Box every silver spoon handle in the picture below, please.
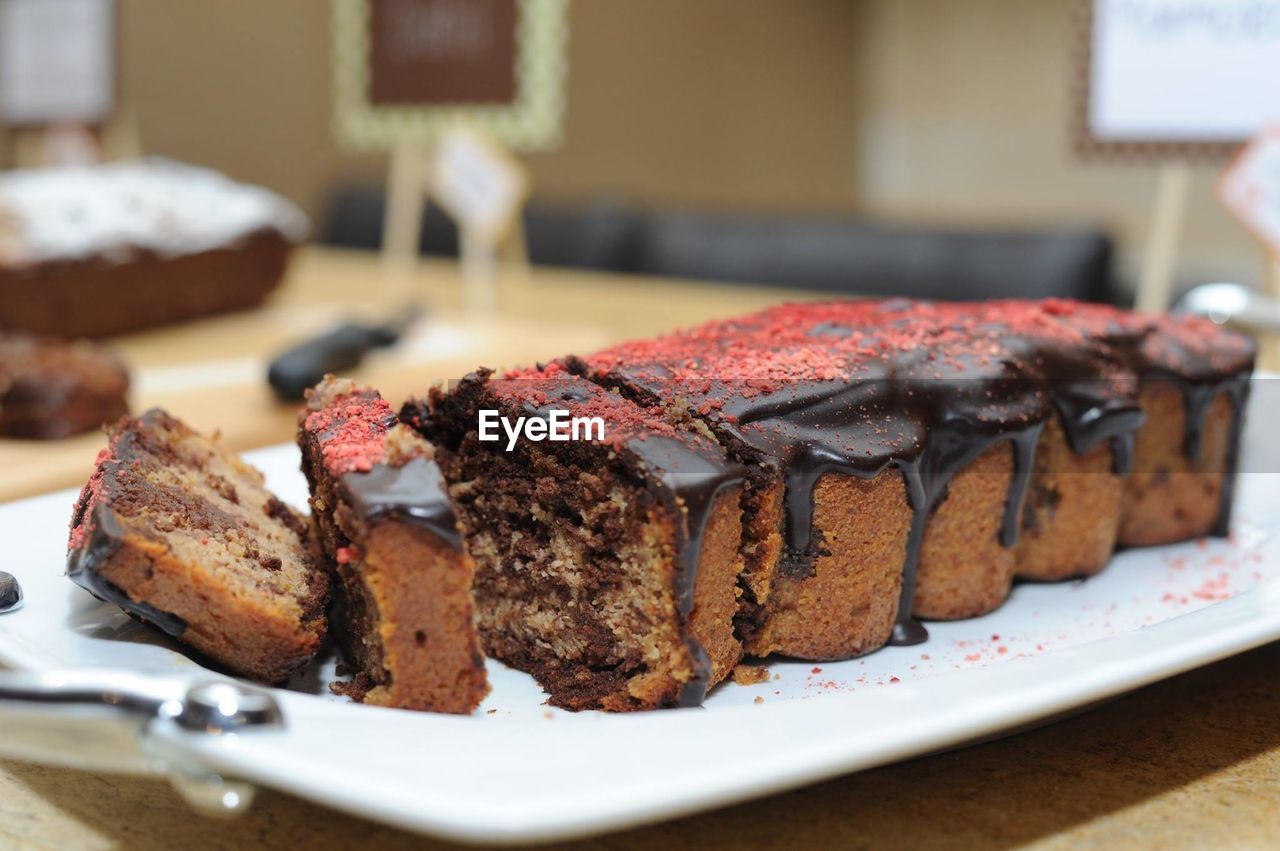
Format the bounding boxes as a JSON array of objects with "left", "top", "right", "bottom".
[{"left": 0, "top": 669, "right": 283, "bottom": 775}]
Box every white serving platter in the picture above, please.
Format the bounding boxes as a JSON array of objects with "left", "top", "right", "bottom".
[{"left": 1, "top": 396, "right": 1278, "bottom": 845}]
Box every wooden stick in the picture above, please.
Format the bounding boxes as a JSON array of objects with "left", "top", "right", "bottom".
[
  {"left": 459, "top": 228, "right": 498, "bottom": 316},
  {"left": 1262, "top": 256, "right": 1280, "bottom": 372},
  {"left": 499, "top": 215, "right": 531, "bottom": 287},
  {"left": 1136, "top": 162, "right": 1192, "bottom": 313},
  {"left": 382, "top": 142, "right": 428, "bottom": 268}
]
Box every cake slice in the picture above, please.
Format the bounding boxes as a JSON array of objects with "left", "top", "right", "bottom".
[
  {"left": 0, "top": 332, "right": 129, "bottom": 439},
  {"left": 67, "top": 409, "right": 328, "bottom": 682},
  {"left": 299, "top": 377, "right": 488, "bottom": 714},
  {"left": 408, "top": 364, "right": 746, "bottom": 711}
]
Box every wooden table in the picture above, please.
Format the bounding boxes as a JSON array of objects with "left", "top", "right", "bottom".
[
  {"left": 3, "top": 247, "right": 1277, "bottom": 849},
  {"left": 0, "top": 247, "right": 804, "bottom": 502}
]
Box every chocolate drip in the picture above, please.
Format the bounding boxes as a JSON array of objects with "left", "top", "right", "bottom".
[
  {"left": 886, "top": 422, "right": 1045, "bottom": 645},
  {"left": 1178, "top": 374, "right": 1251, "bottom": 537},
  {"left": 633, "top": 440, "right": 744, "bottom": 707},
  {"left": 650, "top": 444, "right": 744, "bottom": 708},
  {"left": 648, "top": 447, "right": 746, "bottom": 617},
  {"left": 1110, "top": 433, "right": 1135, "bottom": 476},
  {"left": 677, "top": 641, "right": 714, "bottom": 708},
  {"left": 1212, "top": 377, "right": 1250, "bottom": 538},
  {"left": 1001, "top": 426, "right": 1044, "bottom": 548},
  {"left": 341, "top": 456, "right": 463, "bottom": 550},
  {"left": 1050, "top": 381, "right": 1146, "bottom": 459},
  {"left": 892, "top": 466, "right": 929, "bottom": 646}
]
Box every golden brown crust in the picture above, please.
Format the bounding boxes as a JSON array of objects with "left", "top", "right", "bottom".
[
  {"left": 745, "top": 471, "right": 910, "bottom": 660},
  {"left": 1016, "top": 417, "right": 1123, "bottom": 581},
  {"left": 92, "top": 534, "right": 325, "bottom": 683},
  {"left": 346, "top": 518, "right": 489, "bottom": 713},
  {"left": 67, "top": 409, "right": 328, "bottom": 684},
  {"left": 744, "top": 380, "right": 1241, "bottom": 655},
  {"left": 914, "top": 443, "right": 1018, "bottom": 621},
  {"left": 688, "top": 485, "right": 746, "bottom": 685}
]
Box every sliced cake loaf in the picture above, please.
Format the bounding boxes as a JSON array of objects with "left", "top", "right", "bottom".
[
  {"left": 299, "top": 377, "right": 488, "bottom": 714},
  {"left": 575, "top": 299, "right": 1255, "bottom": 661},
  {"left": 407, "top": 364, "right": 746, "bottom": 711},
  {"left": 62, "top": 299, "right": 1253, "bottom": 713},
  {"left": 67, "top": 409, "right": 328, "bottom": 682}
]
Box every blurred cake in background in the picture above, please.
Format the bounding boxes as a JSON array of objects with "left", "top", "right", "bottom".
[
  {"left": 0, "top": 332, "right": 129, "bottom": 439},
  {"left": 0, "top": 157, "right": 308, "bottom": 339}
]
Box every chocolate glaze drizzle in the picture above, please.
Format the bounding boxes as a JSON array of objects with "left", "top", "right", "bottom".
[
  {"left": 579, "top": 300, "right": 1257, "bottom": 649},
  {"left": 643, "top": 438, "right": 745, "bottom": 706},
  {"left": 304, "top": 380, "right": 466, "bottom": 550},
  {"left": 342, "top": 457, "right": 463, "bottom": 550},
  {"left": 705, "top": 375, "right": 1085, "bottom": 645},
  {"left": 1179, "top": 375, "right": 1251, "bottom": 538}
]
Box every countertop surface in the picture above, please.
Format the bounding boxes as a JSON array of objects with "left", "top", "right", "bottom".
[
  {"left": 2, "top": 247, "right": 1277, "bottom": 849},
  {"left": 0, "top": 247, "right": 807, "bottom": 502}
]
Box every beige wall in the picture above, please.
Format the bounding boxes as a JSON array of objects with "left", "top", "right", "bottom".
[
  {"left": 116, "top": 0, "right": 1262, "bottom": 296},
  {"left": 118, "top": 0, "right": 860, "bottom": 218},
  {"left": 849, "top": 0, "right": 1260, "bottom": 293}
]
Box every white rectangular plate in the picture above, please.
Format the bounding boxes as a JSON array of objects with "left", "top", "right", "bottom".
[{"left": 2, "top": 406, "right": 1279, "bottom": 845}]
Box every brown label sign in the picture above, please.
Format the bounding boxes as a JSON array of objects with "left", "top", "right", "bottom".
[{"left": 368, "top": 0, "right": 517, "bottom": 106}]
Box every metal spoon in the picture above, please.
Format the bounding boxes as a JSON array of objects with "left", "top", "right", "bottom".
[
  {"left": 0, "top": 571, "right": 21, "bottom": 613},
  {"left": 0, "top": 670, "right": 283, "bottom": 815}
]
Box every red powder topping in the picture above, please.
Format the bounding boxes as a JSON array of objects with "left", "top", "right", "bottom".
[
  {"left": 490, "top": 362, "right": 702, "bottom": 453},
  {"left": 68, "top": 444, "right": 121, "bottom": 551},
  {"left": 582, "top": 298, "right": 1252, "bottom": 392},
  {"left": 303, "top": 386, "right": 400, "bottom": 476}
]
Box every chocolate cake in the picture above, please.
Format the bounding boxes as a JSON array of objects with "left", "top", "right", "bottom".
[
  {"left": 574, "top": 299, "right": 1254, "bottom": 659},
  {"left": 67, "top": 409, "right": 328, "bottom": 682},
  {"left": 59, "top": 297, "right": 1255, "bottom": 714},
  {"left": 299, "top": 377, "right": 489, "bottom": 714},
  {"left": 0, "top": 158, "right": 307, "bottom": 339},
  {"left": 416, "top": 298, "right": 1253, "bottom": 710},
  {"left": 411, "top": 364, "right": 746, "bottom": 710},
  {"left": 0, "top": 332, "right": 129, "bottom": 439}
]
